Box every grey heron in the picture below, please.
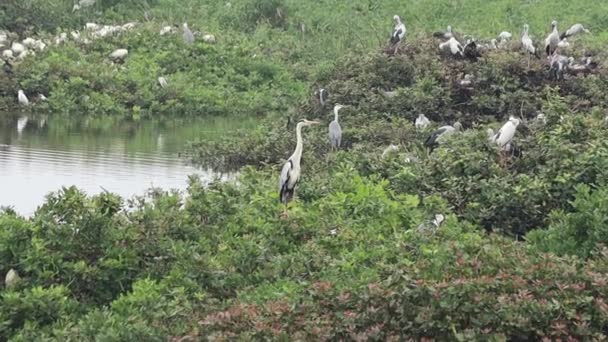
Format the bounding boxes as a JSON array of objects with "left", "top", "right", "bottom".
[
  {"left": 560, "top": 23, "right": 590, "bottom": 40},
  {"left": 424, "top": 122, "right": 462, "bottom": 152},
  {"left": 17, "top": 90, "right": 29, "bottom": 106},
  {"left": 439, "top": 37, "right": 464, "bottom": 57},
  {"left": 278, "top": 119, "right": 320, "bottom": 214},
  {"left": 328, "top": 104, "right": 344, "bottom": 150},
  {"left": 521, "top": 24, "right": 540, "bottom": 67},
  {"left": 545, "top": 21, "right": 560, "bottom": 55},
  {"left": 390, "top": 15, "right": 406, "bottom": 54},
  {"left": 318, "top": 88, "right": 329, "bottom": 107},
  {"left": 415, "top": 114, "right": 430, "bottom": 130},
  {"left": 182, "top": 23, "right": 194, "bottom": 44}
]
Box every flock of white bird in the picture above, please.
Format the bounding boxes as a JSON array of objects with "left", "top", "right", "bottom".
[
  {"left": 4, "top": 20, "right": 216, "bottom": 108},
  {"left": 278, "top": 16, "right": 597, "bottom": 217}
]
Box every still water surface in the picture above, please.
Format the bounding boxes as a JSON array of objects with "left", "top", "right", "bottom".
[{"left": 0, "top": 115, "right": 254, "bottom": 215}]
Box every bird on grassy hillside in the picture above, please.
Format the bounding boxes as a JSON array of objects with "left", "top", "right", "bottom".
[
  {"left": 521, "top": 24, "right": 540, "bottom": 68},
  {"left": 182, "top": 23, "right": 194, "bottom": 44},
  {"left": 415, "top": 114, "right": 430, "bottom": 130},
  {"left": 329, "top": 104, "right": 344, "bottom": 151},
  {"left": 433, "top": 25, "right": 454, "bottom": 40},
  {"left": 549, "top": 53, "right": 569, "bottom": 80},
  {"left": 439, "top": 37, "right": 464, "bottom": 57},
  {"left": 425, "top": 122, "right": 462, "bottom": 152},
  {"left": 317, "top": 88, "right": 329, "bottom": 108},
  {"left": 382, "top": 144, "right": 399, "bottom": 158},
  {"left": 390, "top": 15, "right": 406, "bottom": 54},
  {"left": 278, "top": 119, "right": 320, "bottom": 215},
  {"left": 545, "top": 20, "right": 560, "bottom": 55},
  {"left": 463, "top": 39, "right": 481, "bottom": 61},
  {"left": 158, "top": 76, "right": 168, "bottom": 88},
  {"left": 560, "top": 23, "right": 590, "bottom": 40}
]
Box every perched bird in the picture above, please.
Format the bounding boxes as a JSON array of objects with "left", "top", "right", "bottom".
[
  {"left": 487, "top": 128, "right": 496, "bottom": 142},
  {"left": 490, "top": 116, "right": 520, "bottom": 147},
  {"left": 2, "top": 49, "right": 14, "bottom": 60},
  {"left": 425, "top": 122, "right": 462, "bottom": 151},
  {"left": 318, "top": 88, "right": 329, "bottom": 107},
  {"left": 202, "top": 34, "right": 216, "bottom": 44},
  {"left": 11, "top": 42, "right": 25, "bottom": 55},
  {"left": 567, "top": 57, "right": 592, "bottom": 76},
  {"left": 415, "top": 114, "right": 431, "bottom": 130},
  {"left": 560, "top": 23, "right": 590, "bottom": 40},
  {"left": 545, "top": 20, "right": 560, "bottom": 55},
  {"left": 5, "top": 269, "right": 20, "bottom": 289},
  {"left": 535, "top": 113, "right": 546, "bottom": 125},
  {"left": 433, "top": 25, "right": 454, "bottom": 39},
  {"left": 160, "top": 26, "right": 173, "bottom": 36},
  {"left": 278, "top": 119, "right": 320, "bottom": 214},
  {"left": 390, "top": 15, "right": 406, "bottom": 53},
  {"left": 439, "top": 37, "right": 464, "bottom": 57},
  {"left": 460, "top": 74, "right": 473, "bottom": 88},
  {"left": 17, "top": 90, "right": 29, "bottom": 106},
  {"left": 557, "top": 39, "right": 570, "bottom": 49},
  {"left": 498, "top": 31, "right": 512, "bottom": 41},
  {"left": 490, "top": 116, "right": 521, "bottom": 165},
  {"left": 417, "top": 213, "right": 445, "bottom": 233},
  {"left": 463, "top": 39, "right": 481, "bottom": 61},
  {"left": 182, "top": 23, "right": 194, "bottom": 44},
  {"left": 109, "top": 49, "right": 128, "bottom": 63},
  {"left": 521, "top": 24, "right": 540, "bottom": 67},
  {"left": 158, "top": 76, "right": 168, "bottom": 88},
  {"left": 549, "top": 53, "right": 569, "bottom": 80},
  {"left": 381, "top": 144, "right": 399, "bottom": 158},
  {"left": 328, "top": 104, "right": 344, "bottom": 150}
]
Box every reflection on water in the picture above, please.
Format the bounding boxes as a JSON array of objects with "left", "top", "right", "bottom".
[{"left": 0, "top": 115, "right": 255, "bottom": 216}]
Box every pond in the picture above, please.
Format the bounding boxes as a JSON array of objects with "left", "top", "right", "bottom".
[{"left": 0, "top": 114, "right": 256, "bottom": 216}]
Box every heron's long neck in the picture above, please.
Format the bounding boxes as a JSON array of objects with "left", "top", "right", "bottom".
[
  {"left": 334, "top": 109, "right": 339, "bottom": 122},
  {"left": 293, "top": 124, "right": 304, "bottom": 163}
]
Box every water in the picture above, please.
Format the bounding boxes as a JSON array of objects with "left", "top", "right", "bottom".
[{"left": 0, "top": 115, "right": 255, "bottom": 216}]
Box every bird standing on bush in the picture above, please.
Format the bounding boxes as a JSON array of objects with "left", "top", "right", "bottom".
[
  {"left": 425, "top": 122, "right": 462, "bottom": 152},
  {"left": 279, "top": 119, "right": 320, "bottom": 216},
  {"left": 415, "top": 114, "right": 430, "bottom": 130},
  {"left": 521, "top": 24, "right": 540, "bottom": 68},
  {"left": 329, "top": 104, "right": 344, "bottom": 151},
  {"left": 390, "top": 15, "right": 406, "bottom": 54},
  {"left": 182, "top": 23, "right": 194, "bottom": 44},
  {"left": 489, "top": 116, "right": 521, "bottom": 166},
  {"left": 545, "top": 21, "right": 560, "bottom": 55}
]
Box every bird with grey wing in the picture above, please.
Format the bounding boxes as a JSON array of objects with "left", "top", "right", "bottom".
[
  {"left": 278, "top": 119, "right": 320, "bottom": 217},
  {"left": 328, "top": 104, "right": 344, "bottom": 151}
]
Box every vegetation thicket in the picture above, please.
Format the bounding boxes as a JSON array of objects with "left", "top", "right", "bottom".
[{"left": 2, "top": 0, "right": 608, "bottom": 340}]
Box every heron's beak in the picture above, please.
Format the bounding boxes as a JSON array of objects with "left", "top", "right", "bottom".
[{"left": 310, "top": 120, "right": 320, "bottom": 125}]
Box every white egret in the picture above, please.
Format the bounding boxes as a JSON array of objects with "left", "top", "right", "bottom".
[
  {"left": 545, "top": 20, "right": 560, "bottom": 55},
  {"left": 17, "top": 90, "right": 29, "bottom": 106},
  {"left": 425, "top": 122, "right": 462, "bottom": 151},
  {"left": 158, "top": 76, "right": 168, "bottom": 88},
  {"left": 499, "top": 31, "right": 512, "bottom": 41},
  {"left": 278, "top": 119, "right": 320, "bottom": 214},
  {"left": 182, "top": 23, "right": 194, "bottom": 44},
  {"left": 328, "top": 104, "right": 344, "bottom": 150},
  {"left": 415, "top": 114, "right": 430, "bottom": 130},
  {"left": 490, "top": 116, "right": 521, "bottom": 166}
]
